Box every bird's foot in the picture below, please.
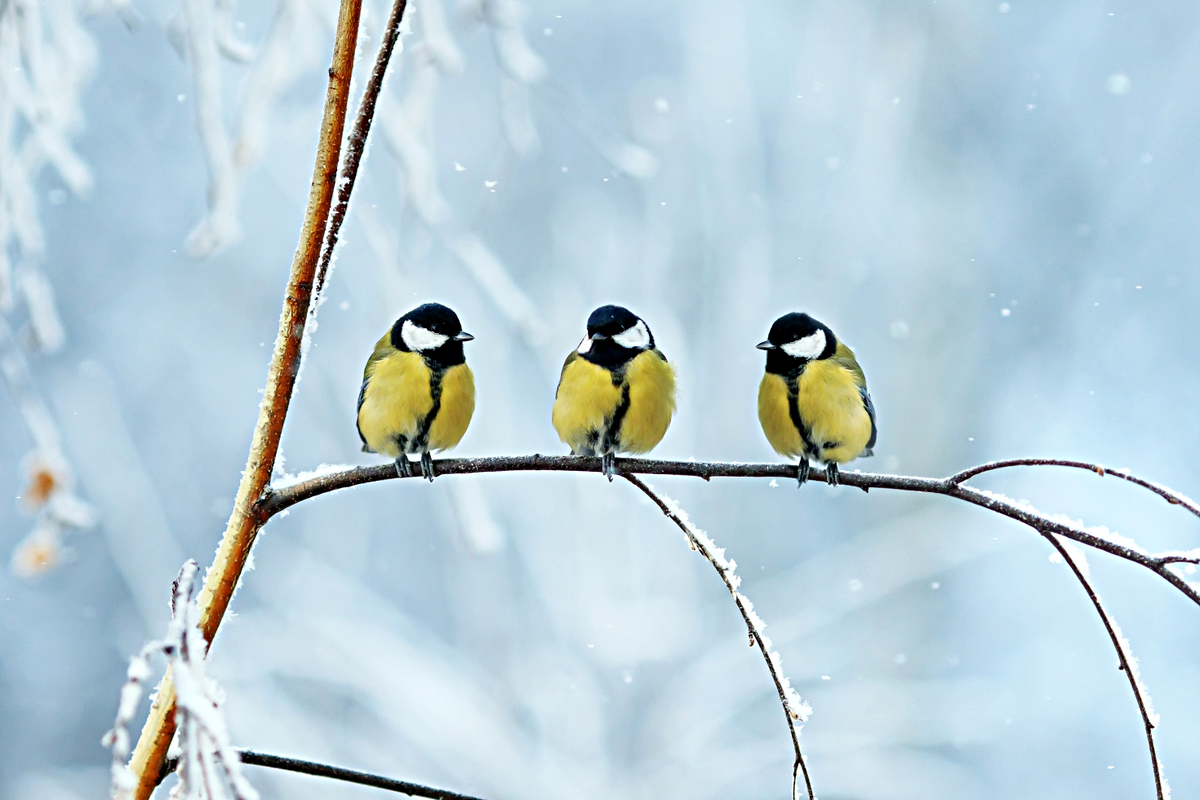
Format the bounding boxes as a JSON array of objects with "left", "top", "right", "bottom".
[
  {"left": 395, "top": 456, "right": 414, "bottom": 479},
  {"left": 420, "top": 451, "right": 435, "bottom": 482},
  {"left": 796, "top": 459, "right": 810, "bottom": 487},
  {"left": 825, "top": 463, "right": 840, "bottom": 486},
  {"left": 602, "top": 452, "right": 616, "bottom": 482}
]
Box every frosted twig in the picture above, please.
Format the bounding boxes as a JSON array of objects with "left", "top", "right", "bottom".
[
  {"left": 312, "top": 0, "right": 410, "bottom": 305},
  {"left": 1043, "top": 534, "right": 1169, "bottom": 800},
  {"left": 620, "top": 473, "right": 816, "bottom": 800},
  {"left": 104, "top": 561, "right": 259, "bottom": 800},
  {"left": 124, "top": 2, "right": 366, "bottom": 796}
]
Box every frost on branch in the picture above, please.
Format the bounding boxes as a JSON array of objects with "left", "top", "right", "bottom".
[{"left": 103, "top": 561, "right": 259, "bottom": 800}]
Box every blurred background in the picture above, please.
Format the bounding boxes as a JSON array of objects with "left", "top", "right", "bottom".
[{"left": 2, "top": 0, "right": 1199, "bottom": 797}]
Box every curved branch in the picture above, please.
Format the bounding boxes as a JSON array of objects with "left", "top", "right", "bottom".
[
  {"left": 948, "top": 458, "right": 1200, "bottom": 521},
  {"left": 259, "top": 456, "right": 1200, "bottom": 607},
  {"left": 1042, "top": 535, "right": 1165, "bottom": 800},
  {"left": 620, "top": 473, "right": 815, "bottom": 800}
]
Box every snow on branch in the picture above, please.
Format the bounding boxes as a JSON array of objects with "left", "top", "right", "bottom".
[
  {"left": 620, "top": 474, "right": 816, "bottom": 800},
  {"left": 1043, "top": 534, "right": 1170, "bottom": 800},
  {"left": 103, "top": 561, "right": 259, "bottom": 800}
]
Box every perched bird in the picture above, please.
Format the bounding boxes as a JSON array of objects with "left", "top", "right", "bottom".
[
  {"left": 552, "top": 305, "right": 676, "bottom": 479},
  {"left": 357, "top": 303, "right": 475, "bottom": 481},
  {"left": 757, "top": 312, "right": 876, "bottom": 486}
]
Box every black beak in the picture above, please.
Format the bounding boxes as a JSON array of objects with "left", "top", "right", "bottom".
[
  {"left": 454, "top": 331, "right": 474, "bottom": 342},
  {"left": 756, "top": 340, "right": 777, "bottom": 350}
]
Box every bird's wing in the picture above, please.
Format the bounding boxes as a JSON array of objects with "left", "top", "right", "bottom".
[
  {"left": 357, "top": 332, "right": 393, "bottom": 450},
  {"left": 833, "top": 340, "right": 877, "bottom": 454},
  {"left": 555, "top": 351, "right": 579, "bottom": 398},
  {"left": 652, "top": 347, "right": 669, "bottom": 363}
]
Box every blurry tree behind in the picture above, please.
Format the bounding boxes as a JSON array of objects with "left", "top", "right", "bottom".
[{"left": 2, "top": 0, "right": 1199, "bottom": 799}]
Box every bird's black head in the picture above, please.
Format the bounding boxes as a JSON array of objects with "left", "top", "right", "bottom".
[
  {"left": 390, "top": 302, "right": 473, "bottom": 368},
  {"left": 577, "top": 304, "right": 655, "bottom": 368},
  {"left": 757, "top": 312, "right": 837, "bottom": 374}
]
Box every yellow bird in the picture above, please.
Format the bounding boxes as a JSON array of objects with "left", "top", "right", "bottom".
[
  {"left": 357, "top": 303, "right": 475, "bottom": 481},
  {"left": 552, "top": 305, "right": 676, "bottom": 479},
  {"left": 757, "top": 312, "right": 876, "bottom": 486}
]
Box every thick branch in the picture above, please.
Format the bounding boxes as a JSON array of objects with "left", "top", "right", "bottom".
[
  {"left": 1043, "top": 535, "right": 1165, "bottom": 800},
  {"left": 621, "top": 473, "right": 816, "bottom": 800},
  {"left": 124, "top": 1, "right": 366, "bottom": 796},
  {"left": 260, "top": 456, "right": 1200, "bottom": 606}
]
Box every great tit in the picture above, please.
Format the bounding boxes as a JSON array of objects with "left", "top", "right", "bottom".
[
  {"left": 757, "top": 312, "right": 876, "bottom": 486},
  {"left": 357, "top": 303, "right": 476, "bottom": 481},
  {"left": 552, "top": 305, "right": 676, "bottom": 479}
]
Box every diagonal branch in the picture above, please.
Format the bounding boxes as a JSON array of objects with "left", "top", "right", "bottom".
[
  {"left": 312, "top": 0, "right": 409, "bottom": 301},
  {"left": 621, "top": 473, "right": 816, "bottom": 800},
  {"left": 237, "top": 750, "right": 491, "bottom": 800},
  {"left": 1042, "top": 534, "right": 1166, "bottom": 800},
  {"left": 259, "top": 456, "right": 1200, "bottom": 607},
  {"left": 123, "top": 1, "right": 368, "bottom": 796}
]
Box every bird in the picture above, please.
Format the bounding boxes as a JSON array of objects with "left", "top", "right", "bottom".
[
  {"left": 756, "top": 312, "right": 876, "bottom": 486},
  {"left": 357, "top": 303, "right": 475, "bottom": 481},
  {"left": 552, "top": 305, "right": 676, "bottom": 480}
]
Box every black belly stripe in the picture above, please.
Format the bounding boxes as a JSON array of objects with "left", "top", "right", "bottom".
[
  {"left": 786, "top": 374, "right": 817, "bottom": 457},
  {"left": 601, "top": 382, "right": 632, "bottom": 456},
  {"left": 411, "top": 368, "right": 445, "bottom": 453}
]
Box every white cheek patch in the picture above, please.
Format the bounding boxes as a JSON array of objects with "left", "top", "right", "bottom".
[
  {"left": 576, "top": 336, "right": 593, "bottom": 354},
  {"left": 781, "top": 329, "right": 826, "bottom": 360},
  {"left": 401, "top": 320, "right": 449, "bottom": 352},
  {"left": 612, "top": 320, "right": 651, "bottom": 350}
]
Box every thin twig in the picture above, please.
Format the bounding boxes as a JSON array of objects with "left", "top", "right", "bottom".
[
  {"left": 259, "top": 456, "right": 1200, "bottom": 607},
  {"left": 312, "top": 0, "right": 409, "bottom": 300},
  {"left": 124, "top": 1, "right": 366, "bottom": 796},
  {"left": 620, "top": 473, "right": 816, "bottom": 800},
  {"left": 949, "top": 457, "right": 1200, "bottom": 521},
  {"left": 1042, "top": 534, "right": 1166, "bottom": 800},
  {"left": 237, "top": 750, "right": 492, "bottom": 800}
]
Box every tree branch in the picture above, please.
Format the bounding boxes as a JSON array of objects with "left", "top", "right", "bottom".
[
  {"left": 238, "top": 750, "right": 490, "bottom": 800},
  {"left": 949, "top": 458, "right": 1200, "bottom": 521},
  {"left": 620, "top": 473, "right": 815, "bottom": 800},
  {"left": 260, "top": 456, "right": 1200, "bottom": 607},
  {"left": 124, "top": 1, "right": 367, "bottom": 795},
  {"left": 1042, "top": 534, "right": 1166, "bottom": 800},
  {"left": 312, "top": 0, "right": 409, "bottom": 300}
]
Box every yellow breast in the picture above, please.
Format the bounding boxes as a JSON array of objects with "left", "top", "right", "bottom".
[
  {"left": 552, "top": 356, "right": 623, "bottom": 455},
  {"left": 357, "top": 351, "right": 475, "bottom": 457},
  {"left": 618, "top": 349, "right": 676, "bottom": 454},
  {"left": 758, "top": 372, "right": 804, "bottom": 457},
  {"left": 427, "top": 363, "right": 475, "bottom": 452},
  {"left": 793, "top": 360, "right": 873, "bottom": 464},
  {"left": 552, "top": 350, "right": 676, "bottom": 455}
]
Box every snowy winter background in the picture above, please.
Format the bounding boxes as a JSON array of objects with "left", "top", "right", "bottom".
[{"left": 2, "top": 0, "right": 1199, "bottom": 797}]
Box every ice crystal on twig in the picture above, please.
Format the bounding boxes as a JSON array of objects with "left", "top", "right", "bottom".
[{"left": 103, "top": 560, "right": 259, "bottom": 800}]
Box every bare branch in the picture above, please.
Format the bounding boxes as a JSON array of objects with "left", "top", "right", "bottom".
[
  {"left": 123, "top": 0, "right": 366, "bottom": 795},
  {"left": 235, "top": 750, "right": 492, "bottom": 800},
  {"left": 621, "top": 473, "right": 816, "bottom": 800},
  {"left": 312, "top": 0, "right": 410, "bottom": 302},
  {"left": 949, "top": 458, "right": 1200, "bottom": 521},
  {"left": 259, "top": 456, "right": 1200, "bottom": 607},
  {"left": 1042, "top": 534, "right": 1167, "bottom": 800}
]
